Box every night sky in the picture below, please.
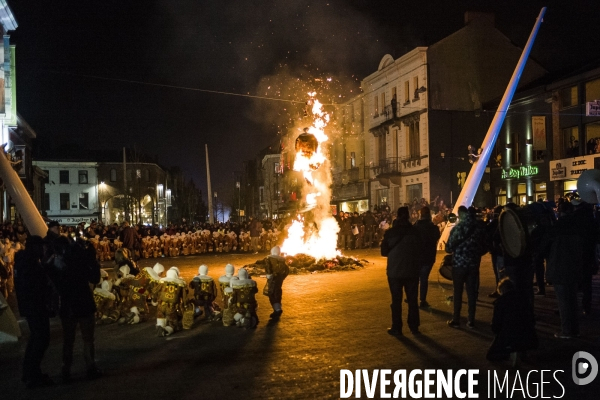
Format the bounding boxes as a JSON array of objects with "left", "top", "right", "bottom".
[{"left": 7, "top": 0, "right": 600, "bottom": 208}]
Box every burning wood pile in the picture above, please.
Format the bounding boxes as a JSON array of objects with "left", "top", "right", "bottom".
[{"left": 244, "top": 254, "right": 366, "bottom": 275}]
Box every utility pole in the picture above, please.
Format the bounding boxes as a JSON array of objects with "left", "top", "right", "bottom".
[
  {"left": 123, "top": 147, "right": 128, "bottom": 222},
  {"left": 206, "top": 144, "right": 214, "bottom": 224}
]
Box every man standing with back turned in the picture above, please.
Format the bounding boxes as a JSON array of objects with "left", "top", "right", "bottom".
[{"left": 381, "top": 207, "right": 423, "bottom": 336}]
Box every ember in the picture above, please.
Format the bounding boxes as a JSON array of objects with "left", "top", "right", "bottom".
[{"left": 244, "top": 254, "right": 366, "bottom": 275}]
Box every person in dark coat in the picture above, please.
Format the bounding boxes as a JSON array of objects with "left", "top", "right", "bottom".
[
  {"left": 414, "top": 207, "right": 441, "bottom": 308},
  {"left": 14, "top": 235, "right": 55, "bottom": 388},
  {"left": 381, "top": 207, "right": 423, "bottom": 336},
  {"left": 446, "top": 206, "right": 486, "bottom": 328},
  {"left": 541, "top": 201, "right": 584, "bottom": 339},
  {"left": 249, "top": 217, "right": 262, "bottom": 254},
  {"left": 363, "top": 211, "right": 378, "bottom": 248},
  {"left": 572, "top": 201, "right": 599, "bottom": 316},
  {"left": 486, "top": 277, "right": 538, "bottom": 363},
  {"left": 119, "top": 220, "right": 138, "bottom": 259},
  {"left": 47, "top": 236, "right": 102, "bottom": 382},
  {"left": 339, "top": 212, "right": 353, "bottom": 250}
]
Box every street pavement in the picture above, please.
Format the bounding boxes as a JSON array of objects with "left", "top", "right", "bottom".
[{"left": 0, "top": 249, "right": 598, "bottom": 399}]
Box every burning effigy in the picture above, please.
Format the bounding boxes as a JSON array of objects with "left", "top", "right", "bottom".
[{"left": 270, "top": 92, "right": 364, "bottom": 272}]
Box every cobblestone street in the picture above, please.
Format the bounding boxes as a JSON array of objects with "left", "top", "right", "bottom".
[{"left": 1, "top": 249, "right": 599, "bottom": 399}]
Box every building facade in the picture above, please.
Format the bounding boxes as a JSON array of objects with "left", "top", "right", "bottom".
[
  {"left": 97, "top": 162, "right": 168, "bottom": 226},
  {"left": 330, "top": 95, "right": 370, "bottom": 214},
  {"left": 362, "top": 12, "right": 546, "bottom": 210},
  {"left": 33, "top": 161, "right": 100, "bottom": 225}
]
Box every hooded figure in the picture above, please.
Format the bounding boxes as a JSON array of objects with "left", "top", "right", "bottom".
[
  {"left": 187, "top": 265, "right": 218, "bottom": 327},
  {"left": 230, "top": 268, "right": 258, "bottom": 329},
  {"left": 219, "top": 264, "right": 238, "bottom": 326},
  {"left": 155, "top": 269, "right": 186, "bottom": 336}
]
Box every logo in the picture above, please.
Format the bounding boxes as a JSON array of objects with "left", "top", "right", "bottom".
[{"left": 572, "top": 351, "right": 598, "bottom": 385}]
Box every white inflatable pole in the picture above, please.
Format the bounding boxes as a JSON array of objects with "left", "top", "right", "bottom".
[
  {"left": 0, "top": 150, "right": 47, "bottom": 237},
  {"left": 438, "top": 7, "right": 546, "bottom": 249}
]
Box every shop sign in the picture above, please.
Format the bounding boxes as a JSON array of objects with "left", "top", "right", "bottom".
[
  {"left": 49, "top": 216, "right": 96, "bottom": 225},
  {"left": 549, "top": 155, "right": 600, "bottom": 181},
  {"left": 501, "top": 165, "right": 539, "bottom": 179}
]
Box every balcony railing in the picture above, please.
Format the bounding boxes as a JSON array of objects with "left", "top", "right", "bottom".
[
  {"left": 332, "top": 166, "right": 370, "bottom": 186},
  {"left": 371, "top": 157, "right": 400, "bottom": 176}
]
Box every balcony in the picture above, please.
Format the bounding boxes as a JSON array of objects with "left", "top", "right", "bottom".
[
  {"left": 370, "top": 105, "right": 398, "bottom": 135},
  {"left": 332, "top": 167, "right": 370, "bottom": 186}
]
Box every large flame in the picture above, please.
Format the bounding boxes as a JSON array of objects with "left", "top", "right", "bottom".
[{"left": 280, "top": 93, "right": 340, "bottom": 260}]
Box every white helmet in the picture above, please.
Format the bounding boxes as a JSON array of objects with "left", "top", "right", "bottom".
[
  {"left": 119, "top": 265, "right": 130, "bottom": 276},
  {"left": 101, "top": 279, "right": 113, "bottom": 292},
  {"left": 225, "top": 264, "right": 235, "bottom": 277},
  {"left": 199, "top": 265, "right": 208, "bottom": 275},
  {"left": 100, "top": 269, "right": 109, "bottom": 279},
  {"left": 166, "top": 269, "right": 179, "bottom": 280},
  {"left": 153, "top": 263, "right": 165, "bottom": 275},
  {"left": 238, "top": 268, "right": 249, "bottom": 280},
  {"left": 271, "top": 246, "right": 281, "bottom": 256},
  {"left": 169, "top": 266, "right": 180, "bottom": 276}
]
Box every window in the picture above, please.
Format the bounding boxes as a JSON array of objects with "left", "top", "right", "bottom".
[
  {"left": 110, "top": 168, "right": 117, "bottom": 182},
  {"left": 381, "top": 92, "right": 386, "bottom": 111},
  {"left": 60, "top": 193, "right": 70, "bottom": 210},
  {"left": 407, "top": 121, "right": 420, "bottom": 159},
  {"left": 517, "top": 183, "right": 527, "bottom": 206},
  {"left": 559, "top": 86, "right": 578, "bottom": 108},
  {"left": 406, "top": 184, "right": 423, "bottom": 203},
  {"left": 564, "top": 180, "right": 577, "bottom": 195},
  {"left": 78, "top": 170, "right": 88, "bottom": 184},
  {"left": 535, "top": 182, "right": 547, "bottom": 202},
  {"left": 144, "top": 169, "right": 150, "bottom": 182},
  {"left": 350, "top": 104, "right": 355, "bottom": 122},
  {"left": 376, "top": 187, "right": 389, "bottom": 205},
  {"left": 512, "top": 132, "right": 521, "bottom": 164},
  {"left": 585, "top": 122, "right": 600, "bottom": 155},
  {"left": 392, "top": 87, "right": 397, "bottom": 99},
  {"left": 378, "top": 135, "right": 387, "bottom": 166},
  {"left": 413, "top": 76, "right": 419, "bottom": 99},
  {"left": 127, "top": 169, "right": 133, "bottom": 181},
  {"left": 350, "top": 152, "right": 356, "bottom": 168},
  {"left": 274, "top": 162, "right": 280, "bottom": 174},
  {"left": 404, "top": 81, "right": 410, "bottom": 104},
  {"left": 259, "top": 187, "right": 264, "bottom": 203},
  {"left": 563, "top": 126, "right": 579, "bottom": 157},
  {"left": 373, "top": 95, "right": 379, "bottom": 116},
  {"left": 59, "top": 170, "right": 69, "bottom": 184},
  {"left": 497, "top": 188, "right": 507, "bottom": 206},
  {"left": 43, "top": 193, "right": 50, "bottom": 211},
  {"left": 79, "top": 192, "right": 89, "bottom": 210},
  {"left": 585, "top": 78, "right": 600, "bottom": 103},
  {"left": 42, "top": 170, "right": 49, "bottom": 184}
]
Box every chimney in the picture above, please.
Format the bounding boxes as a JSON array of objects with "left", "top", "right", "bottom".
[{"left": 464, "top": 11, "right": 495, "bottom": 26}]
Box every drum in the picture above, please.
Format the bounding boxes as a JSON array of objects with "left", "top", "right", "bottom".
[
  {"left": 438, "top": 254, "right": 453, "bottom": 281},
  {"left": 498, "top": 205, "right": 546, "bottom": 259}
]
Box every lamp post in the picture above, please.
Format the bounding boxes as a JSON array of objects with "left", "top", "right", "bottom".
[
  {"left": 236, "top": 181, "right": 241, "bottom": 223},
  {"left": 99, "top": 181, "right": 106, "bottom": 224},
  {"left": 213, "top": 191, "right": 218, "bottom": 223}
]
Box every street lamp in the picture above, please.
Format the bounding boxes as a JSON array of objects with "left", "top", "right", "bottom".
[
  {"left": 236, "top": 181, "right": 241, "bottom": 224},
  {"left": 99, "top": 181, "right": 106, "bottom": 224},
  {"left": 214, "top": 191, "right": 218, "bottom": 223}
]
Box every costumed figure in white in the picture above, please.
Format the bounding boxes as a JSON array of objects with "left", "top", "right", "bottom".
[
  {"left": 230, "top": 268, "right": 259, "bottom": 329},
  {"left": 155, "top": 268, "right": 187, "bottom": 336},
  {"left": 264, "top": 246, "right": 290, "bottom": 320},
  {"left": 93, "top": 270, "right": 119, "bottom": 324},
  {"left": 186, "top": 265, "right": 219, "bottom": 328},
  {"left": 218, "top": 264, "right": 238, "bottom": 326}
]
